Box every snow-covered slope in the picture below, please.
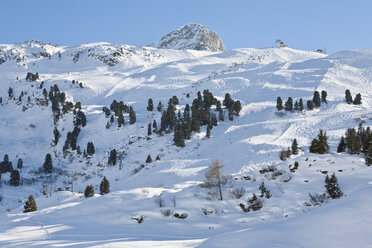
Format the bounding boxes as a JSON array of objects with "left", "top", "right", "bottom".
[
  {"left": 0, "top": 41, "right": 372, "bottom": 247},
  {"left": 153, "top": 23, "right": 225, "bottom": 52}
]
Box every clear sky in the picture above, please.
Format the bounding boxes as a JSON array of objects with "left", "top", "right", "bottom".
[{"left": 1, "top": 0, "right": 371, "bottom": 53}]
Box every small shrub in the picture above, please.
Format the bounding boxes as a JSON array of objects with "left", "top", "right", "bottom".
[
  {"left": 201, "top": 207, "right": 214, "bottom": 216},
  {"left": 259, "top": 165, "right": 277, "bottom": 174},
  {"left": 308, "top": 193, "right": 327, "bottom": 206},
  {"left": 160, "top": 208, "right": 173, "bottom": 217},
  {"left": 174, "top": 212, "right": 188, "bottom": 219},
  {"left": 229, "top": 187, "right": 246, "bottom": 199}
]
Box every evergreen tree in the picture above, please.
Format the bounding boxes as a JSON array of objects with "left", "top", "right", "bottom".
[
  {"left": 146, "top": 154, "right": 152, "bottom": 163},
  {"left": 313, "top": 91, "right": 321, "bottom": 107},
  {"left": 23, "top": 195, "right": 37, "bottom": 213},
  {"left": 129, "top": 106, "right": 136, "bottom": 124},
  {"left": 147, "top": 98, "right": 154, "bottom": 111},
  {"left": 87, "top": 142, "right": 95, "bottom": 156},
  {"left": 345, "top": 89, "right": 353, "bottom": 104},
  {"left": 309, "top": 130, "right": 329, "bottom": 154},
  {"left": 325, "top": 173, "right": 343, "bottom": 199},
  {"left": 228, "top": 107, "right": 234, "bottom": 121},
  {"left": 284, "top": 97, "right": 293, "bottom": 111},
  {"left": 17, "top": 158, "right": 23, "bottom": 169},
  {"left": 156, "top": 155, "right": 161, "bottom": 161},
  {"left": 353, "top": 93, "right": 362, "bottom": 105},
  {"left": 108, "top": 149, "right": 117, "bottom": 165},
  {"left": 307, "top": 100, "right": 314, "bottom": 110},
  {"left": 10, "top": 169, "right": 20, "bottom": 186},
  {"left": 234, "top": 100, "right": 242, "bottom": 116},
  {"left": 206, "top": 125, "right": 211, "bottom": 138},
  {"left": 299, "top": 98, "right": 304, "bottom": 111},
  {"left": 309, "top": 139, "right": 320, "bottom": 154},
  {"left": 110, "top": 115, "right": 115, "bottom": 124},
  {"left": 84, "top": 185, "right": 95, "bottom": 198},
  {"left": 157, "top": 101, "right": 163, "bottom": 112},
  {"left": 365, "top": 145, "right": 372, "bottom": 166},
  {"left": 53, "top": 127, "right": 60, "bottom": 145},
  {"left": 218, "top": 109, "right": 224, "bottom": 122},
  {"left": 223, "top": 93, "right": 233, "bottom": 109},
  {"left": 280, "top": 149, "right": 287, "bottom": 161},
  {"left": 276, "top": 97, "right": 283, "bottom": 111},
  {"left": 259, "top": 182, "right": 267, "bottom": 198},
  {"left": 321, "top": 90, "right": 327, "bottom": 103},
  {"left": 117, "top": 112, "right": 125, "bottom": 127},
  {"left": 291, "top": 139, "right": 299, "bottom": 155},
  {"left": 43, "top": 154, "right": 53, "bottom": 173},
  {"left": 294, "top": 100, "right": 299, "bottom": 111},
  {"left": 8, "top": 87, "right": 13, "bottom": 98},
  {"left": 337, "top": 136, "right": 346, "bottom": 153},
  {"left": 100, "top": 177, "right": 110, "bottom": 195}
]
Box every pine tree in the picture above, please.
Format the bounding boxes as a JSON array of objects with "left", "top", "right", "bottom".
[
  {"left": 228, "top": 107, "right": 234, "bottom": 121},
  {"left": 307, "top": 100, "right": 314, "bottom": 110},
  {"left": 108, "top": 149, "right": 117, "bottom": 165},
  {"left": 17, "top": 158, "right": 23, "bottom": 169},
  {"left": 321, "top": 90, "right": 327, "bottom": 103},
  {"left": 100, "top": 177, "right": 110, "bottom": 195},
  {"left": 345, "top": 89, "right": 353, "bottom": 104},
  {"left": 84, "top": 185, "right": 95, "bottom": 198},
  {"left": 129, "top": 106, "right": 136, "bottom": 124},
  {"left": 280, "top": 149, "right": 287, "bottom": 161},
  {"left": 325, "top": 173, "right": 343, "bottom": 199},
  {"left": 206, "top": 125, "right": 211, "bottom": 138},
  {"left": 313, "top": 91, "right": 321, "bottom": 107},
  {"left": 53, "top": 127, "right": 60, "bottom": 145},
  {"left": 153, "top": 120, "right": 157, "bottom": 131},
  {"left": 299, "top": 98, "right": 304, "bottom": 111},
  {"left": 294, "top": 100, "right": 299, "bottom": 111},
  {"left": 157, "top": 101, "right": 163, "bottom": 112},
  {"left": 317, "top": 129, "right": 330, "bottom": 154},
  {"left": 259, "top": 182, "right": 267, "bottom": 197},
  {"left": 309, "top": 139, "right": 320, "bottom": 154},
  {"left": 147, "top": 98, "right": 154, "bottom": 111},
  {"left": 276, "top": 97, "right": 283, "bottom": 111},
  {"left": 156, "top": 155, "right": 161, "bottom": 161},
  {"left": 43, "top": 154, "right": 53, "bottom": 173},
  {"left": 291, "top": 139, "right": 299, "bottom": 155},
  {"left": 234, "top": 101, "right": 242, "bottom": 116},
  {"left": 218, "top": 109, "right": 224, "bottom": 121},
  {"left": 353, "top": 93, "right": 362, "bottom": 105},
  {"left": 285, "top": 97, "right": 293, "bottom": 111},
  {"left": 10, "top": 169, "right": 20, "bottom": 186},
  {"left": 146, "top": 154, "right": 152, "bottom": 163},
  {"left": 24, "top": 195, "right": 37, "bottom": 213},
  {"left": 117, "top": 112, "right": 125, "bottom": 127},
  {"left": 87, "top": 142, "right": 95, "bottom": 156},
  {"left": 337, "top": 136, "right": 346, "bottom": 153},
  {"left": 365, "top": 145, "right": 372, "bottom": 166}
]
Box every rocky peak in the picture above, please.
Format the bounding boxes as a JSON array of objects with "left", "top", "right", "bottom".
[{"left": 155, "top": 23, "right": 225, "bottom": 52}]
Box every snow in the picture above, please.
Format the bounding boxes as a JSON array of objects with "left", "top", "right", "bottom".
[{"left": 0, "top": 41, "right": 372, "bottom": 247}]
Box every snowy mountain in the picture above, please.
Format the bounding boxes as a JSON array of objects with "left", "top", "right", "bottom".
[
  {"left": 154, "top": 23, "right": 225, "bottom": 52},
  {"left": 0, "top": 40, "right": 372, "bottom": 247}
]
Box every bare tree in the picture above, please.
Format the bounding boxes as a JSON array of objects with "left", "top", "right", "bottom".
[{"left": 203, "top": 158, "right": 228, "bottom": 200}]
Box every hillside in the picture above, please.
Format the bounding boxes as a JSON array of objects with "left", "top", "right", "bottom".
[{"left": 0, "top": 40, "right": 372, "bottom": 247}]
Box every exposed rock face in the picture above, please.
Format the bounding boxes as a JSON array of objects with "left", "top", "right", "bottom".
[{"left": 155, "top": 24, "right": 225, "bottom": 52}]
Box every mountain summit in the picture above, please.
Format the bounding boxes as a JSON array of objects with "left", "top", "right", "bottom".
[{"left": 154, "top": 23, "right": 225, "bottom": 52}]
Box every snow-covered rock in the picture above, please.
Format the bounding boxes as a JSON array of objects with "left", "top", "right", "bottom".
[{"left": 154, "top": 23, "right": 225, "bottom": 52}]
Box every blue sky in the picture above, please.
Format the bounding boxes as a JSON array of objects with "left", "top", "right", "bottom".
[{"left": 1, "top": 0, "right": 371, "bottom": 53}]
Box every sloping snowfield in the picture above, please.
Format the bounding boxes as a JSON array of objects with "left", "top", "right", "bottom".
[{"left": 0, "top": 41, "right": 372, "bottom": 247}]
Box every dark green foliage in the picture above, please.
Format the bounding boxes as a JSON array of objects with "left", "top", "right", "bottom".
[
  {"left": 294, "top": 100, "right": 299, "bottom": 111},
  {"left": 233, "top": 100, "right": 242, "bottom": 116},
  {"left": 0, "top": 154, "right": 13, "bottom": 173},
  {"left": 337, "top": 136, "right": 346, "bottom": 153},
  {"left": 8, "top": 87, "right": 13, "bottom": 98},
  {"left": 110, "top": 115, "right": 114, "bottom": 124},
  {"left": 353, "top": 93, "right": 362, "bottom": 105},
  {"left": 365, "top": 145, "right": 372, "bottom": 166},
  {"left": 146, "top": 154, "right": 152, "bottom": 163},
  {"left": 147, "top": 98, "right": 154, "bottom": 111},
  {"left": 218, "top": 109, "right": 224, "bottom": 121},
  {"left": 24, "top": 195, "right": 37, "bottom": 213},
  {"left": 173, "top": 123, "right": 185, "bottom": 147},
  {"left": 153, "top": 120, "right": 158, "bottom": 131},
  {"left": 276, "top": 97, "right": 283, "bottom": 111},
  {"left": 108, "top": 149, "right": 117, "bottom": 165},
  {"left": 345, "top": 128, "right": 361, "bottom": 154},
  {"left": 309, "top": 130, "right": 329, "bottom": 154},
  {"left": 228, "top": 108, "right": 234, "bottom": 121},
  {"left": 259, "top": 182, "right": 271, "bottom": 198},
  {"left": 87, "top": 142, "right": 95, "bottom": 156},
  {"left": 325, "top": 173, "right": 343, "bottom": 199},
  {"left": 43, "top": 154, "right": 53, "bottom": 173},
  {"left": 53, "top": 127, "right": 60, "bottom": 145},
  {"left": 100, "top": 177, "right": 110, "bottom": 195},
  {"left": 223, "top": 93, "right": 234, "bottom": 109},
  {"left": 117, "top": 111, "right": 125, "bottom": 127},
  {"left": 313, "top": 91, "right": 321, "bottom": 107},
  {"left": 156, "top": 155, "right": 161, "bottom": 161},
  {"left": 157, "top": 101, "right": 163, "bottom": 112},
  {"left": 291, "top": 139, "right": 299, "bottom": 155},
  {"left": 285, "top": 97, "right": 293, "bottom": 111},
  {"left": 345, "top": 89, "right": 353, "bottom": 104},
  {"left": 129, "top": 106, "right": 136, "bottom": 124},
  {"left": 307, "top": 100, "right": 314, "bottom": 110},
  {"left": 84, "top": 185, "right": 95, "bottom": 198},
  {"left": 280, "top": 149, "right": 287, "bottom": 161},
  {"left": 75, "top": 110, "right": 87, "bottom": 127},
  {"left": 299, "top": 98, "right": 304, "bottom": 111},
  {"left": 286, "top": 147, "right": 292, "bottom": 158},
  {"left": 206, "top": 125, "right": 211, "bottom": 138},
  {"left": 321, "top": 90, "right": 327, "bottom": 103},
  {"left": 102, "top": 106, "right": 111, "bottom": 118},
  {"left": 10, "top": 170, "right": 20, "bottom": 186},
  {"left": 17, "top": 158, "right": 23, "bottom": 169}
]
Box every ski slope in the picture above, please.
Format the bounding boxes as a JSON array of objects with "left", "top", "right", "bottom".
[{"left": 0, "top": 41, "right": 372, "bottom": 247}]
